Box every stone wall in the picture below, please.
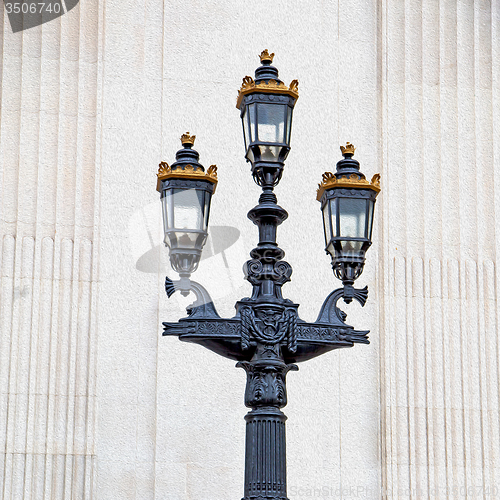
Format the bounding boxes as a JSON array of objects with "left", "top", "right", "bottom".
[
  {"left": 379, "top": 1, "right": 500, "bottom": 496},
  {"left": 0, "top": 1, "right": 101, "bottom": 497},
  {"left": 0, "top": 1, "right": 499, "bottom": 499}
]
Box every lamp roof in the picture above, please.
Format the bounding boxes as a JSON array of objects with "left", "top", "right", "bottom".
[
  {"left": 156, "top": 133, "right": 218, "bottom": 191},
  {"left": 316, "top": 143, "right": 381, "bottom": 201},
  {"left": 236, "top": 51, "right": 299, "bottom": 109}
]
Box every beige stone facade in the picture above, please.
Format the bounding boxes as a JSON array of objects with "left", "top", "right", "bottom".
[{"left": 1, "top": 1, "right": 500, "bottom": 498}]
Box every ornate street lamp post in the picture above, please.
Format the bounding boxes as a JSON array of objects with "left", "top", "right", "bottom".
[{"left": 156, "top": 51, "right": 381, "bottom": 500}]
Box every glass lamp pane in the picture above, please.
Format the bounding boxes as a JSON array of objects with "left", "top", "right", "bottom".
[
  {"left": 367, "top": 200, "right": 374, "bottom": 239},
  {"left": 246, "top": 148, "right": 255, "bottom": 163},
  {"left": 286, "top": 106, "right": 293, "bottom": 145},
  {"left": 242, "top": 108, "right": 250, "bottom": 149},
  {"left": 248, "top": 103, "right": 256, "bottom": 143},
  {"left": 257, "top": 103, "right": 285, "bottom": 143},
  {"left": 340, "top": 240, "right": 364, "bottom": 256},
  {"left": 259, "top": 145, "right": 281, "bottom": 162},
  {"left": 322, "top": 202, "right": 332, "bottom": 246},
  {"left": 338, "top": 198, "right": 367, "bottom": 238},
  {"left": 173, "top": 188, "right": 204, "bottom": 230},
  {"left": 161, "top": 190, "right": 174, "bottom": 233},
  {"left": 172, "top": 231, "right": 206, "bottom": 249},
  {"left": 329, "top": 199, "right": 338, "bottom": 237},
  {"left": 203, "top": 191, "right": 212, "bottom": 231},
  {"left": 326, "top": 241, "right": 335, "bottom": 256}
]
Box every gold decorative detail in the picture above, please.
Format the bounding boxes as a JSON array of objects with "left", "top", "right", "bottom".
[
  {"left": 267, "top": 79, "right": 287, "bottom": 91},
  {"left": 182, "top": 164, "right": 196, "bottom": 174},
  {"left": 236, "top": 76, "right": 299, "bottom": 108},
  {"left": 340, "top": 142, "right": 356, "bottom": 156},
  {"left": 322, "top": 172, "right": 335, "bottom": 183},
  {"left": 181, "top": 132, "right": 196, "bottom": 145},
  {"left": 156, "top": 162, "right": 218, "bottom": 192},
  {"left": 260, "top": 49, "right": 275, "bottom": 63},
  {"left": 316, "top": 172, "right": 381, "bottom": 200},
  {"left": 158, "top": 161, "right": 171, "bottom": 176},
  {"left": 241, "top": 75, "right": 255, "bottom": 90},
  {"left": 370, "top": 173, "right": 381, "bottom": 190}
]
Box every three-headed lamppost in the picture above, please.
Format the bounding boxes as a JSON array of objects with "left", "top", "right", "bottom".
[{"left": 156, "top": 50, "right": 381, "bottom": 500}]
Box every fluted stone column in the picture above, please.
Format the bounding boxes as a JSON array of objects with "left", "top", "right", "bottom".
[
  {"left": 0, "top": 2, "right": 102, "bottom": 498},
  {"left": 379, "top": 0, "right": 500, "bottom": 496}
]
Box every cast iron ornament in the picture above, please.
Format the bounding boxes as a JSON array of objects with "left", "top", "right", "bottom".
[{"left": 159, "top": 52, "right": 379, "bottom": 500}]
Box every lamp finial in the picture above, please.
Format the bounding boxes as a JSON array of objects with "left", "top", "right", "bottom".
[
  {"left": 181, "top": 132, "right": 196, "bottom": 146},
  {"left": 340, "top": 142, "right": 356, "bottom": 156},
  {"left": 259, "top": 49, "right": 275, "bottom": 63}
]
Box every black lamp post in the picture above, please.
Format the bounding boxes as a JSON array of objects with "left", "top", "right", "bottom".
[{"left": 157, "top": 51, "right": 380, "bottom": 500}]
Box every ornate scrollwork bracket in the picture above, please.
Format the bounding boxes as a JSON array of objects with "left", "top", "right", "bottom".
[
  {"left": 243, "top": 260, "right": 293, "bottom": 301},
  {"left": 315, "top": 285, "right": 369, "bottom": 327},
  {"left": 164, "top": 276, "right": 220, "bottom": 319},
  {"left": 244, "top": 259, "right": 293, "bottom": 285}
]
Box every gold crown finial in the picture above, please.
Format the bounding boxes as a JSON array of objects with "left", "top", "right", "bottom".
[
  {"left": 260, "top": 49, "right": 275, "bottom": 63},
  {"left": 181, "top": 132, "right": 196, "bottom": 146},
  {"left": 340, "top": 142, "right": 356, "bottom": 156}
]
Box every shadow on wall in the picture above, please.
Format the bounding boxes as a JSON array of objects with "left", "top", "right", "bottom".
[
  {"left": 136, "top": 226, "right": 241, "bottom": 273},
  {"left": 129, "top": 202, "right": 246, "bottom": 301},
  {"left": 5, "top": 0, "right": 80, "bottom": 33}
]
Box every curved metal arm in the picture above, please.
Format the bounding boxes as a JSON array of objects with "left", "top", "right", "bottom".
[
  {"left": 315, "top": 285, "right": 368, "bottom": 327},
  {"left": 165, "top": 276, "right": 220, "bottom": 319}
]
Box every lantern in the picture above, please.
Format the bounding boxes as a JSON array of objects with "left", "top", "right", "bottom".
[
  {"left": 156, "top": 133, "right": 217, "bottom": 277},
  {"left": 317, "top": 143, "right": 380, "bottom": 286},
  {"left": 236, "top": 50, "right": 298, "bottom": 186}
]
